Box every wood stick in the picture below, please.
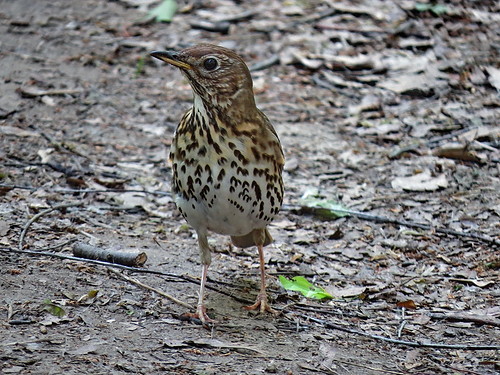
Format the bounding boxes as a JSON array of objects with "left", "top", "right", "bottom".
[
  {"left": 18, "top": 202, "right": 82, "bottom": 250},
  {"left": 72, "top": 242, "right": 147, "bottom": 267},
  {"left": 108, "top": 268, "right": 192, "bottom": 309},
  {"left": 429, "top": 312, "right": 500, "bottom": 328},
  {"left": 283, "top": 204, "right": 500, "bottom": 246},
  {"left": 293, "top": 312, "right": 500, "bottom": 350}
]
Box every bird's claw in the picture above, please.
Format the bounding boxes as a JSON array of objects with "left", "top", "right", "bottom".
[
  {"left": 183, "top": 305, "right": 216, "bottom": 325},
  {"left": 243, "top": 292, "right": 276, "bottom": 315}
]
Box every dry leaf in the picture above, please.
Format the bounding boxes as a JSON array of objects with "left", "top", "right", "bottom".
[
  {"left": 485, "top": 66, "right": 500, "bottom": 90},
  {"left": 433, "top": 144, "right": 482, "bottom": 163},
  {"left": 326, "top": 285, "right": 367, "bottom": 298},
  {"left": 391, "top": 170, "right": 448, "bottom": 191},
  {"left": 397, "top": 300, "right": 417, "bottom": 309}
]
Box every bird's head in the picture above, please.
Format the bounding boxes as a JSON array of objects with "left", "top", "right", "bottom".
[{"left": 151, "top": 44, "right": 255, "bottom": 109}]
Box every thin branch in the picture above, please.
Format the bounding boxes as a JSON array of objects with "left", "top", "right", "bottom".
[
  {"left": 30, "top": 239, "right": 77, "bottom": 252},
  {"left": 330, "top": 359, "right": 405, "bottom": 375},
  {"left": 249, "top": 54, "right": 280, "bottom": 72},
  {"left": 0, "top": 184, "right": 170, "bottom": 196},
  {"left": 73, "top": 242, "right": 148, "bottom": 267},
  {"left": 429, "top": 312, "right": 500, "bottom": 328},
  {"left": 293, "top": 312, "right": 500, "bottom": 350},
  {"left": 108, "top": 268, "right": 192, "bottom": 309},
  {"left": 18, "top": 202, "right": 83, "bottom": 250},
  {"left": 283, "top": 204, "right": 500, "bottom": 246},
  {"left": 0, "top": 246, "right": 251, "bottom": 303},
  {"left": 2, "top": 246, "right": 189, "bottom": 281},
  {"left": 3, "top": 246, "right": 498, "bottom": 350}
]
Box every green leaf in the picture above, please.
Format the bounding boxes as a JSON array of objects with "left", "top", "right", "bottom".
[
  {"left": 430, "top": 4, "right": 448, "bottom": 15},
  {"left": 87, "top": 290, "right": 98, "bottom": 299},
  {"left": 279, "top": 276, "right": 333, "bottom": 300},
  {"left": 415, "top": 3, "right": 448, "bottom": 16},
  {"left": 148, "top": 0, "right": 177, "bottom": 23},
  {"left": 415, "top": 3, "right": 432, "bottom": 11},
  {"left": 298, "top": 190, "right": 350, "bottom": 219},
  {"left": 43, "top": 299, "right": 66, "bottom": 317}
]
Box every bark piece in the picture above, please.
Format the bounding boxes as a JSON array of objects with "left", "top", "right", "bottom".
[{"left": 72, "top": 242, "right": 147, "bottom": 267}]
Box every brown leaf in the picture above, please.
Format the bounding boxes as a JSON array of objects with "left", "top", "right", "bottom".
[
  {"left": 391, "top": 170, "right": 448, "bottom": 191},
  {"left": 433, "top": 145, "right": 482, "bottom": 163},
  {"left": 397, "top": 300, "right": 417, "bottom": 309}
]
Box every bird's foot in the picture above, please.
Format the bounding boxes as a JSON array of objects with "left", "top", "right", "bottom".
[
  {"left": 243, "top": 292, "right": 276, "bottom": 315},
  {"left": 183, "top": 305, "right": 216, "bottom": 325}
]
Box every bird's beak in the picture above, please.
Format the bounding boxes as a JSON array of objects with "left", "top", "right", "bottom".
[{"left": 150, "top": 50, "right": 192, "bottom": 70}]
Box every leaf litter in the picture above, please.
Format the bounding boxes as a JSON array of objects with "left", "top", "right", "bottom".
[{"left": 1, "top": 0, "right": 499, "bottom": 374}]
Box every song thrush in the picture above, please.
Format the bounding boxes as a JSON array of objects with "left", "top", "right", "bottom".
[{"left": 151, "top": 44, "right": 284, "bottom": 323}]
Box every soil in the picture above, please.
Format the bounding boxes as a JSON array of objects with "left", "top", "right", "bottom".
[{"left": 1, "top": 0, "right": 499, "bottom": 374}]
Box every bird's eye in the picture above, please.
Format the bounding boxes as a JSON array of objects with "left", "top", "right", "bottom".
[{"left": 203, "top": 58, "right": 218, "bottom": 71}]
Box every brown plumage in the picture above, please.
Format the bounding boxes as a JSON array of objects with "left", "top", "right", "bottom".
[{"left": 151, "top": 44, "right": 284, "bottom": 323}]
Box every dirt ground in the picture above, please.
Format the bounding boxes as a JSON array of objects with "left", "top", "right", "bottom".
[{"left": 1, "top": 0, "right": 499, "bottom": 374}]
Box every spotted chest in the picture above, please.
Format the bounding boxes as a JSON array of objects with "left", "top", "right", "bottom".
[{"left": 169, "top": 106, "right": 284, "bottom": 236}]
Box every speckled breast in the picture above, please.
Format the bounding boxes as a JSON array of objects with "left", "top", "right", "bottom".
[{"left": 169, "top": 108, "right": 283, "bottom": 236}]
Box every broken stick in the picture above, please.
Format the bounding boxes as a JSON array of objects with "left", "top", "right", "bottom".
[{"left": 73, "top": 242, "right": 147, "bottom": 267}]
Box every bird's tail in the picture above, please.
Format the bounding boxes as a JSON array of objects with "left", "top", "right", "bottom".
[{"left": 231, "top": 228, "right": 273, "bottom": 248}]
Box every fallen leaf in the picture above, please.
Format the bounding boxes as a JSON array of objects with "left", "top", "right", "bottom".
[
  {"left": 391, "top": 170, "right": 448, "bottom": 191},
  {"left": 457, "top": 126, "right": 499, "bottom": 142},
  {"left": 485, "top": 66, "right": 500, "bottom": 91},
  {"left": 450, "top": 278, "right": 495, "bottom": 288},
  {"left": 326, "top": 285, "right": 367, "bottom": 298},
  {"left": 148, "top": 0, "right": 177, "bottom": 22},
  {"left": 76, "top": 290, "right": 99, "bottom": 304},
  {"left": 0, "top": 126, "right": 40, "bottom": 137},
  {"left": 348, "top": 94, "right": 381, "bottom": 115},
  {"left": 37, "top": 148, "right": 55, "bottom": 163},
  {"left": 70, "top": 341, "right": 106, "bottom": 355},
  {"left": 41, "top": 95, "right": 56, "bottom": 106},
  {"left": 298, "top": 190, "right": 350, "bottom": 219},
  {"left": 43, "top": 300, "right": 66, "bottom": 317},
  {"left": 279, "top": 276, "right": 333, "bottom": 299},
  {"left": 17, "top": 86, "right": 81, "bottom": 97},
  {"left": 397, "top": 300, "right": 417, "bottom": 309},
  {"left": 433, "top": 144, "right": 482, "bottom": 162}
]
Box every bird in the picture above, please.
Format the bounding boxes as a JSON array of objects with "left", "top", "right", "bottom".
[{"left": 150, "top": 44, "right": 284, "bottom": 323}]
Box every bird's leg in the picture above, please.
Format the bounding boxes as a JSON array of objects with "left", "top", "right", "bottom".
[
  {"left": 194, "top": 263, "right": 215, "bottom": 323},
  {"left": 244, "top": 230, "right": 276, "bottom": 314},
  {"left": 185, "top": 232, "right": 215, "bottom": 324}
]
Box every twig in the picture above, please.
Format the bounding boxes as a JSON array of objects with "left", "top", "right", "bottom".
[
  {"left": 1, "top": 246, "right": 188, "bottom": 281},
  {"left": 108, "top": 268, "right": 192, "bottom": 309},
  {"left": 73, "top": 242, "right": 147, "bottom": 267},
  {"left": 283, "top": 204, "right": 500, "bottom": 247},
  {"left": 38, "top": 130, "right": 91, "bottom": 160},
  {"left": 189, "top": 20, "right": 230, "bottom": 33},
  {"left": 293, "top": 312, "right": 500, "bottom": 350},
  {"left": 18, "top": 202, "right": 83, "bottom": 250},
  {"left": 17, "top": 87, "right": 82, "bottom": 97},
  {"left": 216, "top": 9, "right": 256, "bottom": 23},
  {"left": 0, "top": 184, "right": 170, "bottom": 196},
  {"left": 330, "top": 359, "right": 405, "bottom": 375},
  {"left": 397, "top": 307, "right": 407, "bottom": 338},
  {"left": 290, "top": 7, "right": 336, "bottom": 27},
  {"left": 3, "top": 246, "right": 498, "bottom": 350},
  {"left": 397, "top": 320, "right": 407, "bottom": 338},
  {"left": 429, "top": 312, "right": 500, "bottom": 328},
  {"left": 249, "top": 54, "right": 280, "bottom": 72},
  {"left": 31, "top": 239, "right": 77, "bottom": 252},
  {"left": 0, "top": 246, "right": 251, "bottom": 303},
  {"left": 392, "top": 125, "right": 491, "bottom": 158}
]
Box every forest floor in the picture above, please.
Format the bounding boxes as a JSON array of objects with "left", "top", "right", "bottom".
[{"left": 1, "top": 0, "right": 499, "bottom": 374}]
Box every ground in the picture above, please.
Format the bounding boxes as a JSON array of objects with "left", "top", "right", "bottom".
[{"left": 1, "top": 0, "right": 499, "bottom": 374}]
